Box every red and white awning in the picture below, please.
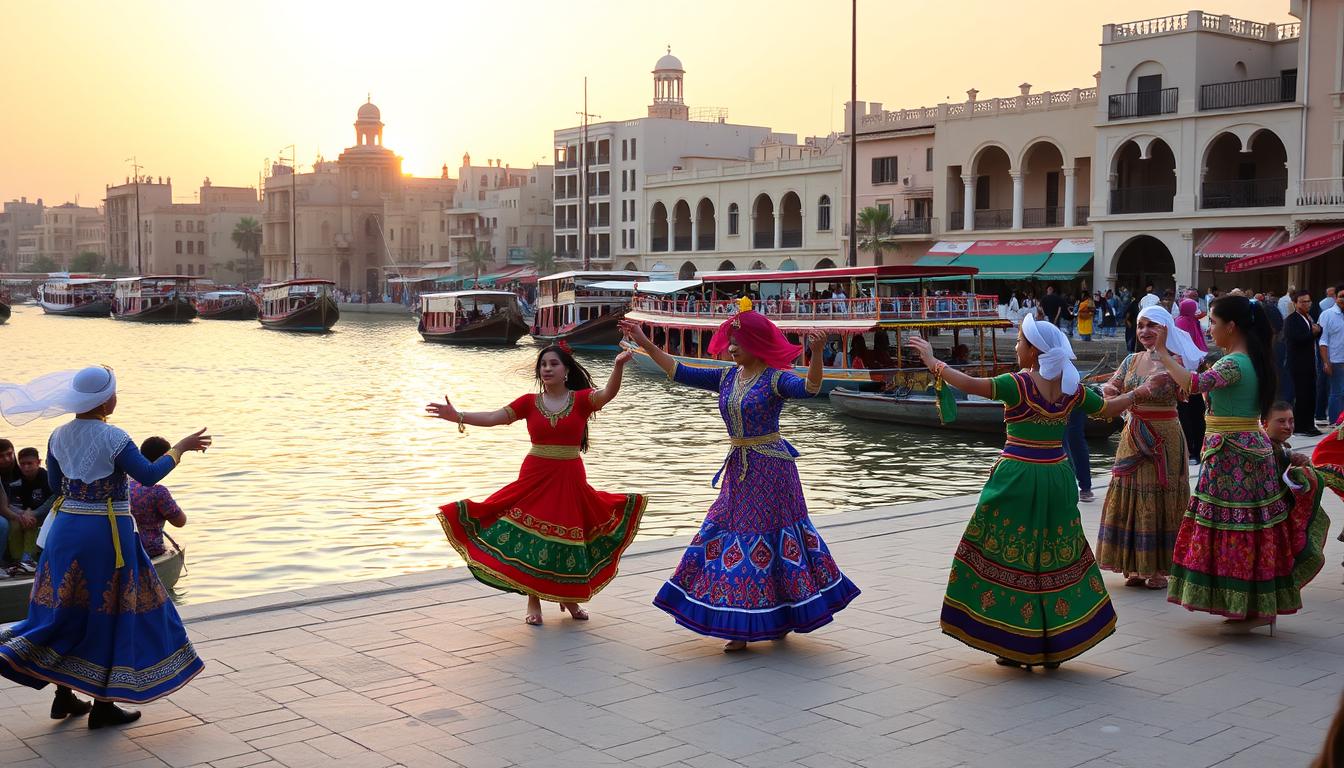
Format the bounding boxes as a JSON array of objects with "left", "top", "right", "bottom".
[{"left": 1226, "top": 225, "right": 1344, "bottom": 272}]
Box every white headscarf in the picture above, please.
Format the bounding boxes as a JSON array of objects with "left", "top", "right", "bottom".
[
  {"left": 1137, "top": 305, "right": 1203, "bottom": 372},
  {"left": 0, "top": 366, "right": 116, "bottom": 426},
  {"left": 1021, "top": 315, "right": 1081, "bottom": 395}
]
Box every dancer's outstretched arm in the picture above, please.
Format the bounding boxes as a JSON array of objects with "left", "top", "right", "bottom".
[
  {"left": 803, "top": 331, "right": 826, "bottom": 394},
  {"left": 591, "top": 349, "right": 633, "bottom": 410},
  {"left": 618, "top": 319, "right": 676, "bottom": 376},
  {"left": 905, "top": 336, "right": 993, "bottom": 398},
  {"left": 425, "top": 397, "right": 513, "bottom": 427}
]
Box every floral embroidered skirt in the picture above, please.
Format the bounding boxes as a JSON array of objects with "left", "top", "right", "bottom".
[
  {"left": 0, "top": 511, "right": 202, "bottom": 703},
  {"left": 1168, "top": 430, "right": 1328, "bottom": 618},
  {"left": 941, "top": 457, "right": 1117, "bottom": 665},
  {"left": 1097, "top": 416, "right": 1189, "bottom": 577},
  {"left": 653, "top": 450, "right": 860, "bottom": 642},
  {"left": 438, "top": 452, "right": 646, "bottom": 602}
]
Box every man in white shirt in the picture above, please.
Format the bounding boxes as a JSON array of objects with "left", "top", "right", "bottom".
[
  {"left": 1319, "top": 283, "right": 1344, "bottom": 424},
  {"left": 1139, "top": 283, "right": 1160, "bottom": 310},
  {"left": 1279, "top": 287, "right": 1295, "bottom": 319},
  {"left": 1320, "top": 286, "right": 1337, "bottom": 315}
]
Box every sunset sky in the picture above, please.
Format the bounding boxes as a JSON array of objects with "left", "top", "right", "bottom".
[{"left": 4, "top": 0, "right": 1294, "bottom": 207}]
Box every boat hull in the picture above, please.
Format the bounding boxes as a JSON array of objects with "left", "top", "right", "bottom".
[
  {"left": 198, "top": 301, "right": 259, "bottom": 321},
  {"left": 531, "top": 308, "right": 628, "bottom": 350},
  {"left": 40, "top": 299, "right": 112, "bottom": 318},
  {"left": 259, "top": 297, "right": 340, "bottom": 332},
  {"left": 421, "top": 311, "right": 528, "bottom": 346},
  {"left": 0, "top": 546, "right": 185, "bottom": 624},
  {"left": 627, "top": 347, "right": 881, "bottom": 395},
  {"left": 829, "top": 387, "right": 1123, "bottom": 437},
  {"left": 0, "top": 302, "right": 9, "bottom": 324},
  {"left": 114, "top": 298, "right": 198, "bottom": 323}
]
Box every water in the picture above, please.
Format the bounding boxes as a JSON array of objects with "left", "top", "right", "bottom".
[{"left": 0, "top": 305, "right": 1115, "bottom": 604}]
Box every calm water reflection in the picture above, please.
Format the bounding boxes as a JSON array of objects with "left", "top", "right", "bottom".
[{"left": 1, "top": 305, "right": 1114, "bottom": 604}]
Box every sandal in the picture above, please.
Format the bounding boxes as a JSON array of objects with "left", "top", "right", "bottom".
[
  {"left": 1144, "top": 576, "right": 1168, "bottom": 590},
  {"left": 1124, "top": 576, "right": 1146, "bottom": 588},
  {"left": 524, "top": 612, "right": 543, "bottom": 626},
  {"left": 723, "top": 640, "right": 748, "bottom": 652},
  {"left": 559, "top": 603, "right": 589, "bottom": 621}
]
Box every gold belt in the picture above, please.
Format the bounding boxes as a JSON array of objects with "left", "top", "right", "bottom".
[
  {"left": 528, "top": 444, "right": 582, "bottom": 460},
  {"left": 1205, "top": 415, "right": 1263, "bottom": 434},
  {"left": 48, "top": 497, "right": 128, "bottom": 569},
  {"left": 729, "top": 432, "right": 782, "bottom": 447}
]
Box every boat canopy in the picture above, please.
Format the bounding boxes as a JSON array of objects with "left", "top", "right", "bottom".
[
  {"left": 200, "top": 290, "right": 247, "bottom": 300},
  {"left": 420, "top": 290, "right": 518, "bottom": 313},
  {"left": 585, "top": 279, "right": 701, "bottom": 295},
  {"left": 261, "top": 280, "right": 332, "bottom": 302},
  {"left": 538, "top": 270, "right": 649, "bottom": 285},
  {"left": 697, "top": 265, "right": 977, "bottom": 284}
]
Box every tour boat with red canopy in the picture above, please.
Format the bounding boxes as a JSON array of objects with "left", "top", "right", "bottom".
[
  {"left": 38, "top": 276, "right": 114, "bottom": 318},
  {"left": 418, "top": 290, "right": 528, "bottom": 345},
  {"left": 112, "top": 275, "right": 198, "bottom": 322},
  {"left": 530, "top": 269, "right": 650, "bottom": 349},
  {"left": 258, "top": 279, "right": 339, "bottom": 332}
]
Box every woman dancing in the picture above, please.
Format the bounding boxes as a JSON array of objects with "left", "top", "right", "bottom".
[
  {"left": 907, "top": 316, "right": 1130, "bottom": 669},
  {"left": 428, "top": 345, "right": 646, "bottom": 626},
  {"left": 1096, "top": 305, "right": 1202, "bottom": 590},
  {"left": 619, "top": 301, "right": 860, "bottom": 652},
  {"left": 0, "top": 366, "right": 211, "bottom": 728},
  {"left": 1152, "top": 295, "right": 1328, "bottom": 632}
]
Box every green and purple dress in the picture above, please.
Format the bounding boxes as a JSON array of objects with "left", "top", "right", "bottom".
[{"left": 940, "top": 372, "right": 1117, "bottom": 665}]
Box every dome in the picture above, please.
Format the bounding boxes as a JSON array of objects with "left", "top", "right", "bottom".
[
  {"left": 655, "top": 50, "right": 683, "bottom": 72},
  {"left": 357, "top": 99, "right": 381, "bottom": 121}
]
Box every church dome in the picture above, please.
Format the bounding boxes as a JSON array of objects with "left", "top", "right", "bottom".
[
  {"left": 357, "top": 99, "right": 381, "bottom": 121},
  {"left": 655, "top": 50, "right": 683, "bottom": 72}
]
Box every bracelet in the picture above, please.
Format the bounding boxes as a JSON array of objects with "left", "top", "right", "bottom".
[
  {"left": 167, "top": 447, "right": 183, "bottom": 466},
  {"left": 456, "top": 413, "right": 467, "bottom": 435},
  {"left": 932, "top": 361, "right": 947, "bottom": 378}
]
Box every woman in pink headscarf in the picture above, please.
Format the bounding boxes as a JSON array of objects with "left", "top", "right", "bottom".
[
  {"left": 1174, "top": 298, "right": 1210, "bottom": 464},
  {"left": 619, "top": 302, "right": 860, "bottom": 652}
]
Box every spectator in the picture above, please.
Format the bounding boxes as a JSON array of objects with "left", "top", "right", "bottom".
[
  {"left": 0, "top": 440, "right": 33, "bottom": 576},
  {"left": 1099, "top": 290, "right": 1117, "bottom": 337},
  {"left": 1287, "top": 290, "right": 1322, "bottom": 436},
  {"left": 1320, "top": 284, "right": 1344, "bottom": 425},
  {"left": 1139, "top": 283, "right": 1161, "bottom": 309},
  {"left": 5, "top": 447, "right": 53, "bottom": 572},
  {"left": 1066, "top": 407, "right": 1094, "bottom": 503},
  {"left": 1077, "top": 293, "right": 1095, "bottom": 341},
  {"left": 129, "top": 436, "right": 188, "bottom": 558},
  {"left": 1123, "top": 291, "right": 1141, "bottom": 353},
  {"left": 1040, "top": 285, "right": 1065, "bottom": 326}
]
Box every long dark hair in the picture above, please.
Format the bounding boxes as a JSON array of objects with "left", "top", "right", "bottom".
[
  {"left": 535, "top": 345, "right": 596, "bottom": 451},
  {"left": 1211, "top": 295, "right": 1276, "bottom": 418}
]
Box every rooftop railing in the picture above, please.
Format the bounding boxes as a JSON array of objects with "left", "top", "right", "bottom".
[{"left": 1200, "top": 74, "right": 1295, "bottom": 110}]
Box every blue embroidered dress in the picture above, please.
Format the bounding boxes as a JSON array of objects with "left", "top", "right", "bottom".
[
  {"left": 0, "top": 419, "right": 203, "bottom": 703},
  {"left": 653, "top": 364, "right": 860, "bottom": 641}
]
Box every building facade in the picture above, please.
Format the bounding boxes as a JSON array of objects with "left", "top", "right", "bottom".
[
  {"left": 15, "top": 203, "right": 104, "bottom": 270},
  {"left": 0, "top": 198, "right": 45, "bottom": 272},
  {"left": 139, "top": 180, "right": 261, "bottom": 281},
  {"left": 104, "top": 177, "right": 173, "bottom": 272}
]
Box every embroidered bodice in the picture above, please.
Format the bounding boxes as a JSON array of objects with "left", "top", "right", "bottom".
[
  {"left": 505, "top": 388, "right": 598, "bottom": 447},
  {"left": 1109, "top": 353, "right": 1182, "bottom": 408}
]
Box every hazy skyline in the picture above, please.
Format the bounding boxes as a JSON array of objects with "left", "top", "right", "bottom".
[{"left": 5, "top": 0, "right": 1293, "bottom": 207}]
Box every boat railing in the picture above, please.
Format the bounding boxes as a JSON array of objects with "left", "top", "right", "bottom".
[{"left": 630, "top": 294, "right": 1001, "bottom": 321}]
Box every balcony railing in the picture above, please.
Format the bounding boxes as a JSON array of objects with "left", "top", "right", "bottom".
[
  {"left": 1022, "top": 207, "right": 1063, "bottom": 229},
  {"left": 753, "top": 232, "right": 775, "bottom": 249},
  {"left": 1108, "top": 87, "right": 1178, "bottom": 120},
  {"left": 1298, "top": 178, "right": 1344, "bottom": 206},
  {"left": 973, "top": 209, "right": 1013, "bottom": 230},
  {"left": 891, "top": 217, "right": 934, "bottom": 235},
  {"left": 673, "top": 236, "right": 692, "bottom": 251},
  {"left": 781, "top": 230, "right": 803, "bottom": 248},
  {"left": 1110, "top": 186, "right": 1176, "bottom": 214},
  {"left": 948, "top": 212, "right": 965, "bottom": 231},
  {"left": 1200, "top": 75, "right": 1295, "bottom": 110},
  {"left": 631, "top": 294, "right": 1003, "bottom": 323},
  {"left": 651, "top": 237, "right": 668, "bottom": 252},
  {"left": 1200, "top": 178, "right": 1286, "bottom": 209},
  {"left": 1075, "top": 206, "right": 1090, "bottom": 225},
  {"left": 697, "top": 234, "right": 715, "bottom": 251}
]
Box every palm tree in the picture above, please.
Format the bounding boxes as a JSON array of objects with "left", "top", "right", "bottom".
[
  {"left": 231, "top": 217, "right": 263, "bottom": 284},
  {"left": 857, "top": 206, "right": 893, "bottom": 266},
  {"left": 462, "top": 244, "right": 493, "bottom": 284},
  {"left": 529, "top": 246, "right": 557, "bottom": 277}
]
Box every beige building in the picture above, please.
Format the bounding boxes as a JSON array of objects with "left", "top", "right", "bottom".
[
  {"left": 16, "top": 203, "right": 104, "bottom": 270},
  {"left": 432, "top": 154, "right": 554, "bottom": 274},
  {"left": 104, "top": 177, "right": 172, "bottom": 272},
  {"left": 0, "top": 198, "right": 45, "bottom": 272},
  {"left": 139, "top": 180, "right": 261, "bottom": 281},
  {"left": 384, "top": 171, "right": 458, "bottom": 268}
]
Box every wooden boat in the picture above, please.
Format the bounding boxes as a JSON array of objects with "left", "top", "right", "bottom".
[
  {"left": 38, "top": 277, "right": 114, "bottom": 317},
  {"left": 112, "top": 276, "right": 198, "bottom": 323},
  {"left": 531, "top": 270, "right": 650, "bottom": 349},
  {"left": 0, "top": 545, "right": 185, "bottom": 624},
  {"left": 0, "top": 290, "right": 10, "bottom": 324},
  {"left": 829, "top": 387, "right": 1123, "bottom": 438},
  {"left": 258, "top": 279, "right": 339, "bottom": 332},
  {"left": 623, "top": 264, "right": 1005, "bottom": 394},
  {"left": 419, "top": 290, "right": 528, "bottom": 345},
  {"left": 197, "top": 290, "right": 259, "bottom": 321}
]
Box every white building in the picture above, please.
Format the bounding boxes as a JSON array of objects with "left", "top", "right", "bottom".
[{"left": 552, "top": 50, "right": 775, "bottom": 268}]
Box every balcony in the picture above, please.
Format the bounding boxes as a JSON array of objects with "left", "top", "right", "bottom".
[
  {"left": 1022, "top": 207, "right": 1062, "bottom": 229},
  {"left": 1110, "top": 186, "right": 1175, "bottom": 214},
  {"left": 1075, "top": 206, "right": 1090, "bottom": 225},
  {"left": 891, "top": 217, "right": 934, "bottom": 235},
  {"left": 948, "top": 212, "right": 965, "bottom": 231},
  {"left": 673, "top": 236, "right": 692, "bottom": 251},
  {"left": 651, "top": 237, "right": 668, "bottom": 252},
  {"left": 1107, "top": 87, "right": 1178, "bottom": 120},
  {"left": 1200, "top": 178, "right": 1286, "bottom": 209},
  {"left": 753, "top": 232, "right": 775, "bottom": 249},
  {"left": 697, "top": 234, "right": 715, "bottom": 251},
  {"left": 1298, "top": 178, "right": 1344, "bottom": 206},
  {"left": 1200, "top": 75, "right": 1295, "bottom": 111},
  {"left": 781, "top": 230, "right": 803, "bottom": 248},
  {"left": 974, "top": 209, "right": 1013, "bottom": 230}
]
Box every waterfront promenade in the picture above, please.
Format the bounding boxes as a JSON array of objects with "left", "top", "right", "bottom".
[{"left": 3, "top": 453, "right": 1342, "bottom": 768}]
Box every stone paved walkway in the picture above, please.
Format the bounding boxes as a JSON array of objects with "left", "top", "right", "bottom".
[{"left": 3, "top": 447, "right": 1343, "bottom": 768}]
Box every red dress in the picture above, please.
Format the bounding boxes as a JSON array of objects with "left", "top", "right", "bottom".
[{"left": 437, "top": 388, "right": 646, "bottom": 601}]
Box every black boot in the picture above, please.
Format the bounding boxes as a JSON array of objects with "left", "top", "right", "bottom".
[
  {"left": 50, "top": 686, "right": 92, "bottom": 719},
  {"left": 88, "top": 700, "right": 141, "bottom": 729}
]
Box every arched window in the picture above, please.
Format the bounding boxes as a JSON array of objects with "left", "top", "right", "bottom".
[
  {"left": 818, "top": 195, "right": 832, "bottom": 231},
  {"left": 728, "top": 203, "right": 739, "bottom": 235}
]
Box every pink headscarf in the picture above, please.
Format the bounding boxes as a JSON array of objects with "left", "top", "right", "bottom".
[
  {"left": 708, "top": 299, "right": 802, "bottom": 370},
  {"left": 1175, "top": 298, "right": 1208, "bottom": 352}
]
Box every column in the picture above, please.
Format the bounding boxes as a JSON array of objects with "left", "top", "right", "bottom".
[
  {"left": 691, "top": 216, "right": 699, "bottom": 251},
  {"left": 774, "top": 211, "right": 783, "bottom": 250},
  {"left": 665, "top": 216, "right": 672, "bottom": 252},
  {"left": 1063, "top": 167, "right": 1077, "bottom": 227},
  {"left": 961, "top": 175, "right": 975, "bottom": 231},
  {"left": 1010, "top": 171, "right": 1024, "bottom": 230}
]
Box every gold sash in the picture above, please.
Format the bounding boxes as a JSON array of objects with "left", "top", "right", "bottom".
[
  {"left": 528, "top": 444, "right": 582, "bottom": 460},
  {"left": 1205, "top": 415, "right": 1263, "bottom": 434},
  {"left": 729, "top": 432, "right": 782, "bottom": 447}
]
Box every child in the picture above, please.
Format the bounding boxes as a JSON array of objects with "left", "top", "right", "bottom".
[
  {"left": 128, "top": 436, "right": 188, "bottom": 557},
  {"left": 1264, "top": 401, "right": 1310, "bottom": 473},
  {"left": 5, "top": 447, "right": 54, "bottom": 573}
]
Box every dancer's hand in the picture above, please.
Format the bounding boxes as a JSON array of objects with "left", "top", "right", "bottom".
[
  {"left": 905, "top": 336, "right": 936, "bottom": 367},
  {"left": 174, "top": 427, "right": 212, "bottom": 454},
  {"left": 1151, "top": 325, "right": 1169, "bottom": 355},
  {"left": 617, "top": 318, "right": 649, "bottom": 346},
  {"left": 425, "top": 397, "right": 459, "bottom": 422},
  {"left": 803, "top": 331, "right": 826, "bottom": 352},
  {"left": 614, "top": 349, "right": 634, "bottom": 368},
  {"left": 1291, "top": 451, "right": 1311, "bottom": 467}
]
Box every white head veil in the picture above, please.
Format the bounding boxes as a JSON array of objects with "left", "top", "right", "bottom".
[
  {"left": 1137, "top": 305, "right": 1203, "bottom": 372},
  {"left": 0, "top": 366, "right": 116, "bottom": 426},
  {"left": 1021, "top": 315, "right": 1081, "bottom": 395}
]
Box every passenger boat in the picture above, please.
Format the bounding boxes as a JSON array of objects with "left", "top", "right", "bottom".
[
  {"left": 622, "top": 264, "right": 1000, "bottom": 394},
  {"left": 419, "top": 290, "right": 528, "bottom": 345},
  {"left": 112, "top": 276, "right": 198, "bottom": 323},
  {"left": 0, "top": 545, "right": 185, "bottom": 624},
  {"left": 531, "top": 270, "right": 650, "bottom": 349},
  {"left": 829, "top": 389, "right": 1122, "bottom": 437},
  {"left": 258, "top": 279, "right": 339, "bottom": 332},
  {"left": 197, "top": 290, "right": 259, "bottom": 321},
  {"left": 38, "top": 276, "right": 114, "bottom": 317}
]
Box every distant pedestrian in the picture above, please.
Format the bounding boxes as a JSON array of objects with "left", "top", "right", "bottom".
[{"left": 1287, "top": 291, "right": 1323, "bottom": 436}]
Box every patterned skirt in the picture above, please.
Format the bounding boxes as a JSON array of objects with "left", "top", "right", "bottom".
[
  {"left": 653, "top": 449, "right": 860, "bottom": 641},
  {"left": 1097, "top": 414, "right": 1189, "bottom": 577},
  {"left": 1168, "top": 428, "right": 1328, "bottom": 618},
  {"left": 941, "top": 457, "right": 1117, "bottom": 665},
  {"left": 438, "top": 452, "right": 646, "bottom": 602},
  {"left": 0, "top": 510, "right": 203, "bottom": 703}
]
